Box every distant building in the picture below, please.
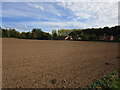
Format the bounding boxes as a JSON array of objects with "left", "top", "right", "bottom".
[
  {"left": 110, "top": 35, "right": 114, "bottom": 41},
  {"left": 99, "top": 35, "right": 115, "bottom": 41},
  {"left": 78, "top": 37, "right": 82, "bottom": 40},
  {"left": 70, "top": 37, "right": 73, "bottom": 40},
  {"left": 65, "top": 36, "right": 70, "bottom": 40}
]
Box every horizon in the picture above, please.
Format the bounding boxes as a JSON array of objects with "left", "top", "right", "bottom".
[{"left": 1, "top": 1, "right": 118, "bottom": 33}]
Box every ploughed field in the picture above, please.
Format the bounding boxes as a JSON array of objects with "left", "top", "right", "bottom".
[{"left": 2, "top": 38, "right": 118, "bottom": 88}]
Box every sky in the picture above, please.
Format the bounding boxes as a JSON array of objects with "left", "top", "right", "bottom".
[{"left": 1, "top": 0, "right": 119, "bottom": 33}]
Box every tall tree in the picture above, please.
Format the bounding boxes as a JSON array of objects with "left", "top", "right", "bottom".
[{"left": 32, "top": 28, "right": 42, "bottom": 39}]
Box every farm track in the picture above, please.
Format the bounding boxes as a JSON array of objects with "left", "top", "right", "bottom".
[{"left": 2, "top": 38, "right": 118, "bottom": 88}]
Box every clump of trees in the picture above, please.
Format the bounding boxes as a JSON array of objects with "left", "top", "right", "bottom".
[
  {"left": 70, "top": 26, "right": 120, "bottom": 41},
  {"left": 1, "top": 28, "right": 52, "bottom": 40},
  {"left": 2, "top": 28, "right": 20, "bottom": 38},
  {"left": 51, "top": 26, "right": 120, "bottom": 41}
]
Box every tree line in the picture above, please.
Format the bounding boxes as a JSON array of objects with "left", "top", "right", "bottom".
[
  {"left": 52, "top": 26, "right": 120, "bottom": 41},
  {"left": 1, "top": 28, "right": 52, "bottom": 40},
  {"left": 0, "top": 26, "right": 120, "bottom": 41}
]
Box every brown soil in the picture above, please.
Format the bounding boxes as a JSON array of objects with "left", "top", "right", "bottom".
[{"left": 2, "top": 38, "right": 118, "bottom": 88}]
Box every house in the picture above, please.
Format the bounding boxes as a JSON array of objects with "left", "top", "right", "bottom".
[
  {"left": 65, "top": 36, "right": 70, "bottom": 40},
  {"left": 99, "top": 35, "right": 115, "bottom": 41}
]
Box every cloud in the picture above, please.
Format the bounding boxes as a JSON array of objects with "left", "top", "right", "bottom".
[
  {"left": 25, "top": 2, "right": 64, "bottom": 19},
  {"left": 2, "top": 24, "right": 31, "bottom": 32},
  {"left": 2, "top": 2, "right": 42, "bottom": 18},
  {"left": 58, "top": 2, "right": 118, "bottom": 27},
  {"left": 27, "top": 2, "right": 44, "bottom": 11},
  {"left": 6, "top": 21, "right": 116, "bottom": 31},
  {"left": 57, "top": 13, "right": 61, "bottom": 16},
  {"left": 2, "top": 0, "right": 120, "bottom": 2},
  {"left": 2, "top": 2, "right": 118, "bottom": 32},
  {"left": 2, "top": 2, "right": 62, "bottom": 22}
]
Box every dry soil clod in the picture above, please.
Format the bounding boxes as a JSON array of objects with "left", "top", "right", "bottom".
[
  {"left": 105, "top": 62, "right": 110, "bottom": 65},
  {"left": 50, "top": 79, "right": 57, "bottom": 84}
]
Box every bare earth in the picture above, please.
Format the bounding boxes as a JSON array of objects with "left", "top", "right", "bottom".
[{"left": 2, "top": 38, "right": 118, "bottom": 88}]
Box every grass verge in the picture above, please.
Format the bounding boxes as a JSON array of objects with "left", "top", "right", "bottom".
[{"left": 86, "top": 70, "right": 120, "bottom": 89}]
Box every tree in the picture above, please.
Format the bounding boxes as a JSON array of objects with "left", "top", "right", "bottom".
[
  {"left": 31, "top": 32, "right": 37, "bottom": 39},
  {"left": 47, "top": 33, "right": 52, "bottom": 40},
  {"left": 0, "top": 27, "right": 2, "bottom": 37},
  {"left": 52, "top": 30, "right": 57, "bottom": 36},
  {"left": 53, "top": 33, "right": 57, "bottom": 40},
  {"left": 15, "top": 31, "right": 20, "bottom": 38},
  {"left": 20, "top": 32, "right": 26, "bottom": 39},
  {"left": 32, "top": 28, "right": 43, "bottom": 39},
  {"left": 52, "top": 30, "right": 58, "bottom": 40},
  {"left": 89, "top": 34, "right": 98, "bottom": 40},
  {"left": 9, "top": 29, "right": 17, "bottom": 37},
  {"left": 26, "top": 32, "right": 31, "bottom": 39}
]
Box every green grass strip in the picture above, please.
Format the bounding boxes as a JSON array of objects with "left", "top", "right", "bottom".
[{"left": 86, "top": 70, "right": 120, "bottom": 89}]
